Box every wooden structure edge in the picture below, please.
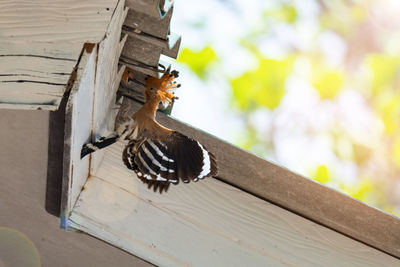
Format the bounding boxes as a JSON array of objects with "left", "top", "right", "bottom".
[{"left": 127, "top": 100, "right": 400, "bottom": 259}]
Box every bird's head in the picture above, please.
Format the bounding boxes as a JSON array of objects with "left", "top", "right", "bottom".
[
  {"left": 144, "top": 69, "right": 180, "bottom": 105},
  {"left": 122, "top": 67, "right": 135, "bottom": 86}
]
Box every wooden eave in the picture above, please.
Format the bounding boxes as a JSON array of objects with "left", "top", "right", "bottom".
[
  {"left": 63, "top": 96, "right": 400, "bottom": 265},
  {"left": 155, "top": 102, "right": 400, "bottom": 259},
  {"left": 0, "top": 0, "right": 120, "bottom": 110}
]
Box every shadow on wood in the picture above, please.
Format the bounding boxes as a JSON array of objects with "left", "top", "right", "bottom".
[{"left": 45, "top": 94, "right": 68, "bottom": 217}]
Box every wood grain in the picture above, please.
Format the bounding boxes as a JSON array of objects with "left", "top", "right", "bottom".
[
  {"left": 124, "top": 7, "right": 173, "bottom": 39},
  {"left": 113, "top": 99, "right": 400, "bottom": 259},
  {"left": 0, "top": 0, "right": 118, "bottom": 42},
  {"left": 69, "top": 141, "right": 399, "bottom": 266},
  {"left": 125, "top": 0, "right": 173, "bottom": 19},
  {"left": 0, "top": 0, "right": 119, "bottom": 110},
  {"left": 61, "top": 48, "right": 96, "bottom": 216},
  {"left": 61, "top": 0, "right": 128, "bottom": 219},
  {"left": 91, "top": 0, "right": 128, "bottom": 174},
  {"left": 121, "top": 29, "right": 181, "bottom": 66},
  {"left": 0, "top": 42, "right": 81, "bottom": 110},
  {"left": 92, "top": 0, "right": 128, "bottom": 139}
]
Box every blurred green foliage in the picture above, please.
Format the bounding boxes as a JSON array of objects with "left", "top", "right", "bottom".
[
  {"left": 312, "top": 68, "right": 344, "bottom": 99},
  {"left": 312, "top": 165, "right": 332, "bottom": 184},
  {"left": 374, "top": 91, "right": 400, "bottom": 135},
  {"left": 231, "top": 58, "right": 292, "bottom": 110},
  {"left": 177, "top": 0, "right": 400, "bottom": 217},
  {"left": 263, "top": 4, "right": 297, "bottom": 23},
  {"left": 368, "top": 54, "right": 399, "bottom": 95},
  {"left": 177, "top": 46, "right": 217, "bottom": 80}
]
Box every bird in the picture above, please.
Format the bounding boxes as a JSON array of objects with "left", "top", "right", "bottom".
[{"left": 81, "top": 67, "right": 218, "bottom": 193}]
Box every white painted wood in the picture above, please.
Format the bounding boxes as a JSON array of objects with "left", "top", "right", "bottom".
[
  {"left": 92, "top": 0, "right": 128, "bottom": 138},
  {"left": 70, "top": 141, "right": 400, "bottom": 267},
  {"left": 0, "top": 42, "right": 82, "bottom": 60},
  {"left": 0, "top": 42, "right": 82, "bottom": 110},
  {"left": 62, "top": 48, "right": 96, "bottom": 215},
  {"left": 0, "top": 55, "right": 76, "bottom": 83},
  {"left": 0, "top": 0, "right": 119, "bottom": 110},
  {"left": 69, "top": 177, "right": 285, "bottom": 267},
  {"left": 90, "top": 0, "right": 128, "bottom": 174},
  {"left": 0, "top": 83, "right": 65, "bottom": 109},
  {"left": 61, "top": 0, "right": 128, "bottom": 221},
  {"left": 0, "top": 0, "right": 118, "bottom": 43}
]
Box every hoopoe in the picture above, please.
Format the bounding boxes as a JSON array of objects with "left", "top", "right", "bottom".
[{"left": 81, "top": 68, "right": 218, "bottom": 192}]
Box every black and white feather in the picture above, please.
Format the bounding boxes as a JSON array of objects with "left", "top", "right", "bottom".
[{"left": 122, "top": 132, "right": 218, "bottom": 192}]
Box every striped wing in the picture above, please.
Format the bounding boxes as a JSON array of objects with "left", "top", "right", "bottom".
[
  {"left": 123, "top": 140, "right": 171, "bottom": 193},
  {"left": 122, "top": 131, "right": 218, "bottom": 192}
]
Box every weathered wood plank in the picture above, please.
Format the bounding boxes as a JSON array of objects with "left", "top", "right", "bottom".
[
  {"left": 0, "top": 42, "right": 81, "bottom": 110},
  {"left": 0, "top": 57, "right": 74, "bottom": 84},
  {"left": 70, "top": 180, "right": 284, "bottom": 266},
  {"left": 92, "top": 0, "right": 128, "bottom": 139},
  {"left": 121, "top": 29, "right": 181, "bottom": 67},
  {"left": 162, "top": 32, "right": 181, "bottom": 59},
  {"left": 61, "top": 47, "right": 96, "bottom": 217},
  {"left": 0, "top": 83, "right": 64, "bottom": 110},
  {"left": 61, "top": 0, "right": 128, "bottom": 219},
  {"left": 90, "top": 0, "right": 128, "bottom": 174},
  {"left": 0, "top": 0, "right": 119, "bottom": 110},
  {"left": 0, "top": 42, "right": 82, "bottom": 60},
  {"left": 113, "top": 99, "right": 400, "bottom": 259},
  {"left": 124, "top": 7, "right": 173, "bottom": 39},
  {"left": 119, "top": 57, "right": 170, "bottom": 78},
  {"left": 125, "top": 0, "right": 173, "bottom": 19},
  {"left": 0, "top": 0, "right": 119, "bottom": 42},
  {"left": 69, "top": 140, "right": 399, "bottom": 266}
]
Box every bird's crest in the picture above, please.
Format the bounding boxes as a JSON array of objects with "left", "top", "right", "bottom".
[{"left": 145, "top": 69, "right": 180, "bottom": 104}]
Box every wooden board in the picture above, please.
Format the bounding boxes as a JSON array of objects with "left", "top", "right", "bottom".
[
  {"left": 61, "top": 0, "right": 128, "bottom": 221},
  {"left": 124, "top": 7, "right": 173, "bottom": 39},
  {"left": 0, "top": 0, "right": 119, "bottom": 110},
  {"left": 61, "top": 47, "right": 96, "bottom": 217},
  {"left": 68, "top": 141, "right": 399, "bottom": 266},
  {"left": 121, "top": 29, "right": 181, "bottom": 67},
  {"left": 0, "top": 0, "right": 118, "bottom": 43},
  {"left": 91, "top": 0, "right": 128, "bottom": 174},
  {"left": 0, "top": 42, "right": 82, "bottom": 110},
  {"left": 108, "top": 100, "right": 400, "bottom": 259},
  {"left": 125, "top": 0, "right": 173, "bottom": 19}
]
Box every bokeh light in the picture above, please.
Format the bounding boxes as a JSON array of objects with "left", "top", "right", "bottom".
[
  {"left": 0, "top": 227, "right": 40, "bottom": 267},
  {"left": 170, "top": 0, "right": 400, "bottom": 216}
]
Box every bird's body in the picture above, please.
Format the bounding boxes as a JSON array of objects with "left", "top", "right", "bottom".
[{"left": 81, "top": 68, "right": 218, "bottom": 192}]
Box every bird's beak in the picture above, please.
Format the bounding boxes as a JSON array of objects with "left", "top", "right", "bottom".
[{"left": 127, "top": 71, "right": 134, "bottom": 83}]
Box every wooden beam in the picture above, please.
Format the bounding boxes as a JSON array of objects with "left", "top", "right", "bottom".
[
  {"left": 125, "top": 0, "right": 173, "bottom": 19},
  {"left": 0, "top": 43, "right": 82, "bottom": 110},
  {"left": 69, "top": 140, "right": 399, "bottom": 266},
  {"left": 120, "top": 99, "right": 400, "bottom": 259},
  {"left": 119, "top": 57, "right": 170, "bottom": 78},
  {"left": 121, "top": 28, "right": 181, "bottom": 67},
  {"left": 0, "top": 0, "right": 119, "bottom": 43},
  {"left": 0, "top": 0, "right": 119, "bottom": 110},
  {"left": 61, "top": 48, "right": 96, "bottom": 218},
  {"left": 61, "top": 0, "right": 128, "bottom": 220},
  {"left": 124, "top": 7, "right": 173, "bottom": 40},
  {"left": 91, "top": 0, "right": 128, "bottom": 174}
]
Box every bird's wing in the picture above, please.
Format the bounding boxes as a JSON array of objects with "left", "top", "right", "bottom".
[
  {"left": 122, "top": 131, "right": 218, "bottom": 192},
  {"left": 122, "top": 138, "right": 173, "bottom": 193}
]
